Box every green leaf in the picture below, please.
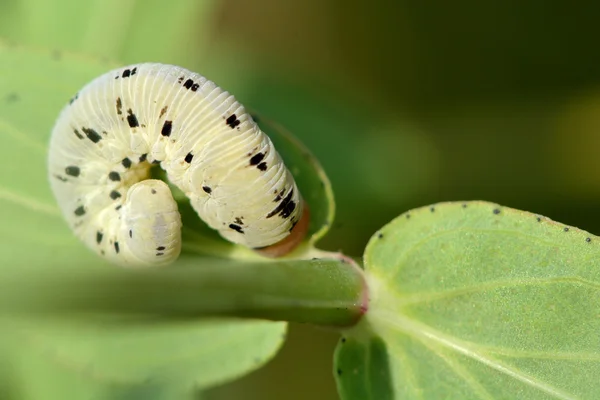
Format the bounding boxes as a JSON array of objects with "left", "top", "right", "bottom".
[
  {"left": 3, "top": 328, "right": 199, "bottom": 400},
  {"left": 336, "top": 201, "right": 600, "bottom": 399},
  {"left": 0, "top": 40, "right": 340, "bottom": 393},
  {"left": 5, "top": 316, "right": 285, "bottom": 390},
  {"left": 0, "top": 0, "right": 221, "bottom": 66}
]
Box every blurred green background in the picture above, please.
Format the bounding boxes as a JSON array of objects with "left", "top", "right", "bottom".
[{"left": 2, "top": 0, "right": 600, "bottom": 398}]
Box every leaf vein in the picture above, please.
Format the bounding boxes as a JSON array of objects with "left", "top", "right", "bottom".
[
  {"left": 0, "top": 187, "right": 60, "bottom": 217},
  {"left": 406, "top": 340, "right": 494, "bottom": 400},
  {"left": 0, "top": 118, "right": 47, "bottom": 154},
  {"left": 371, "top": 310, "right": 578, "bottom": 400},
  {"left": 388, "top": 341, "right": 422, "bottom": 399}
]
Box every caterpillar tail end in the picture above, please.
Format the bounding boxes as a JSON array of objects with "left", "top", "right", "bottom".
[{"left": 255, "top": 202, "right": 311, "bottom": 258}]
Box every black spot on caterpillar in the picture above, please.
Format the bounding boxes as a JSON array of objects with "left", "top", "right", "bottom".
[
  {"left": 120, "top": 67, "right": 137, "bottom": 78},
  {"left": 108, "top": 171, "right": 121, "bottom": 181},
  {"left": 229, "top": 224, "right": 244, "bottom": 234},
  {"left": 159, "top": 106, "right": 168, "bottom": 118},
  {"left": 82, "top": 127, "right": 102, "bottom": 143},
  {"left": 161, "top": 121, "right": 172, "bottom": 137},
  {"left": 65, "top": 165, "right": 80, "bottom": 177},
  {"left": 73, "top": 129, "right": 84, "bottom": 140},
  {"left": 266, "top": 189, "right": 296, "bottom": 219},
  {"left": 226, "top": 114, "right": 240, "bottom": 129},
  {"left": 249, "top": 153, "right": 265, "bottom": 166},
  {"left": 127, "top": 109, "right": 139, "bottom": 128}
]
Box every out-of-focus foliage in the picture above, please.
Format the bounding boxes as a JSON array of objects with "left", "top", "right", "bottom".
[{"left": 0, "top": 0, "right": 219, "bottom": 66}]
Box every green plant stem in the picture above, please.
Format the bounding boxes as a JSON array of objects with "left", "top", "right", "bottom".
[{"left": 0, "top": 256, "right": 368, "bottom": 328}]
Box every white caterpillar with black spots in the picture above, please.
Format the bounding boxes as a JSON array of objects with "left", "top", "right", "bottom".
[{"left": 48, "top": 63, "right": 309, "bottom": 268}]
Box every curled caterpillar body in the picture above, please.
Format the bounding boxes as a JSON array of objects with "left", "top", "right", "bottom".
[{"left": 48, "top": 63, "right": 306, "bottom": 267}]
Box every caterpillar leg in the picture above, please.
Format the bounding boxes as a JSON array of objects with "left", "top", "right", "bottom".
[{"left": 119, "top": 179, "right": 182, "bottom": 267}]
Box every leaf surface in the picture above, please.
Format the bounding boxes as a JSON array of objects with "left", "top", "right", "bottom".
[
  {"left": 336, "top": 201, "right": 600, "bottom": 399},
  {"left": 0, "top": 0, "right": 220, "bottom": 66}
]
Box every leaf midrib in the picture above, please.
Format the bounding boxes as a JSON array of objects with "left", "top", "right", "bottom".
[{"left": 366, "top": 272, "right": 579, "bottom": 400}]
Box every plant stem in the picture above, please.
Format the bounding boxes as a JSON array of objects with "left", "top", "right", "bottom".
[{"left": 0, "top": 256, "right": 368, "bottom": 328}]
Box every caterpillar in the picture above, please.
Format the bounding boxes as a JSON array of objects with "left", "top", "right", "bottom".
[{"left": 47, "top": 63, "right": 309, "bottom": 268}]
